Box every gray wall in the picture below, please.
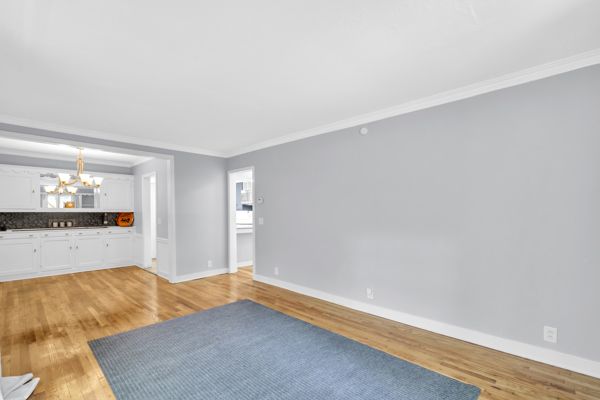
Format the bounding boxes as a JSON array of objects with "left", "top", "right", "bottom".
[
  {"left": 133, "top": 158, "right": 169, "bottom": 238},
  {"left": 0, "top": 124, "right": 228, "bottom": 278},
  {"left": 228, "top": 65, "right": 600, "bottom": 362},
  {"left": 173, "top": 151, "right": 227, "bottom": 275},
  {"left": 0, "top": 153, "right": 132, "bottom": 174}
]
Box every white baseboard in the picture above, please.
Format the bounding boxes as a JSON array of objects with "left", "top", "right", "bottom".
[
  {"left": 254, "top": 274, "right": 600, "bottom": 379},
  {"left": 237, "top": 260, "right": 253, "bottom": 267},
  {"left": 171, "top": 268, "right": 228, "bottom": 283}
]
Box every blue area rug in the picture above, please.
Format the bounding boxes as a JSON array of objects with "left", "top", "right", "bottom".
[{"left": 89, "top": 300, "right": 480, "bottom": 399}]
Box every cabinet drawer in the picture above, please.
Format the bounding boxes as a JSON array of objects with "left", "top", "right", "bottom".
[
  {"left": 40, "top": 231, "right": 74, "bottom": 238},
  {"left": 73, "top": 229, "right": 107, "bottom": 237},
  {"left": 0, "top": 232, "right": 39, "bottom": 240}
]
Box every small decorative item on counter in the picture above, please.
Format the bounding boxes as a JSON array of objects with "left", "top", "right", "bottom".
[
  {"left": 64, "top": 201, "right": 75, "bottom": 208},
  {"left": 66, "top": 221, "right": 73, "bottom": 227},
  {"left": 51, "top": 221, "right": 59, "bottom": 228},
  {"left": 116, "top": 212, "right": 134, "bottom": 227},
  {"left": 59, "top": 221, "right": 66, "bottom": 228}
]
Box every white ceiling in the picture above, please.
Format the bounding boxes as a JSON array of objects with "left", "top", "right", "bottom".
[
  {"left": 0, "top": 136, "right": 151, "bottom": 167},
  {"left": 1, "top": 1, "right": 599, "bottom": 157}
]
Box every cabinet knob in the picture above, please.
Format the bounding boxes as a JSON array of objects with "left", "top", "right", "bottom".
[
  {"left": 33, "top": 248, "right": 36, "bottom": 253},
  {"left": 32, "top": 189, "right": 36, "bottom": 193}
]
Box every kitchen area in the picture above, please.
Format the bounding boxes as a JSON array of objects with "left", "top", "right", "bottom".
[{"left": 0, "top": 139, "right": 141, "bottom": 282}]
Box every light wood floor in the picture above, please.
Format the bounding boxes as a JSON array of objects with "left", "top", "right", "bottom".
[{"left": 1, "top": 266, "right": 599, "bottom": 399}]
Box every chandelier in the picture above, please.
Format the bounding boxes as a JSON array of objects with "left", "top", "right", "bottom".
[{"left": 44, "top": 149, "right": 104, "bottom": 195}]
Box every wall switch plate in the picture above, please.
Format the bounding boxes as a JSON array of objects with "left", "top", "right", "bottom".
[
  {"left": 366, "top": 287, "right": 374, "bottom": 300},
  {"left": 258, "top": 217, "right": 264, "bottom": 225},
  {"left": 543, "top": 326, "right": 557, "bottom": 343},
  {"left": 274, "top": 267, "right": 279, "bottom": 276},
  {"left": 157, "top": 218, "right": 162, "bottom": 225},
  {"left": 207, "top": 260, "right": 213, "bottom": 268}
]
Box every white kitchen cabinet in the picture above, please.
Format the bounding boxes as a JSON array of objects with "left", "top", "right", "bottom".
[
  {"left": 104, "top": 234, "right": 133, "bottom": 266},
  {"left": 101, "top": 178, "right": 133, "bottom": 211},
  {"left": 40, "top": 236, "right": 74, "bottom": 271},
  {"left": 0, "top": 164, "right": 134, "bottom": 212},
  {"left": 0, "top": 237, "right": 38, "bottom": 276},
  {"left": 0, "top": 229, "right": 135, "bottom": 282},
  {"left": 74, "top": 235, "right": 105, "bottom": 269},
  {"left": 0, "top": 169, "right": 39, "bottom": 210}
]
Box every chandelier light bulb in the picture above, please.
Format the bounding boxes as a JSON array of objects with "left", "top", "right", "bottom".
[{"left": 58, "top": 173, "right": 72, "bottom": 184}]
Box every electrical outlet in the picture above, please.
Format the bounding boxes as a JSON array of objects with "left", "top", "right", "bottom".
[
  {"left": 207, "top": 260, "right": 213, "bottom": 268},
  {"left": 366, "top": 287, "right": 374, "bottom": 300},
  {"left": 274, "top": 267, "right": 279, "bottom": 276},
  {"left": 543, "top": 326, "right": 557, "bottom": 343},
  {"left": 258, "top": 217, "right": 264, "bottom": 225}
]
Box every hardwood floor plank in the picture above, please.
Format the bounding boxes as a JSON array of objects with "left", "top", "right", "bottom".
[{"left": 1, "top": 266, "right": 598, "bottom": 399}]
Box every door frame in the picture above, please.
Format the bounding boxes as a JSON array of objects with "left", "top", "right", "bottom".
[
  {"left": 141, "top": 171, "right": 157, "bottom": 269},
  {"left": 228, "top": 166, "right": 255, "bottom": 274}
]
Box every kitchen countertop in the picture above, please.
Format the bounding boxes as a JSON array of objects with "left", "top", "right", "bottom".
[
  {"left": 7, "top": 226, "right": 111, "bottom": 232},
  {"left": 1, "top": 226, "right": 133, "bottom": 233}
]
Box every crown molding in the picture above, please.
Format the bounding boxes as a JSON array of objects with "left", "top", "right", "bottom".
[
  {"left": 0, "top": 114, "right": 226, "bottom": 158},
  {"left": 0, "top": 147, "right": 143, "bottom": 168},
  {"left": 1, "top": 49, "right": 599, "bottom": 159},
  {"left": 225, "top": 48, "right": 600, "bottom": 157}
]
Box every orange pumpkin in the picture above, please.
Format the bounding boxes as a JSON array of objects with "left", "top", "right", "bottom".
[{"left": 116, "top": 212, "right": 134, "bottom": 227}]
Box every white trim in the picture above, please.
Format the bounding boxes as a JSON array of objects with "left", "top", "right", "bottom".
[
  {"left": 254, "top": 274, "right": 600, "bottom": 379},
  {"left": 237, "top": 260, "right": 253, "bottom": 267},
  {"left": 171, "top": 268, "right": 228, "bottom": 283},
  {"left": 0, "top": 115, "right": 225, "bottom": 157},
  {"left": 226, "top": 48, "right": 600, "bottom": 156},
  {"left": 0, "top": 147, "right": 144, "bottom": 168},
  {"left": 141, "top": 171, "right": 157, "bottom": 269},
  {"left": 1, "top": 50, "right": 598, "bottom": 159},
  {"left": 0, "top": 129, "right": 176, "bottom": 161},
  {"left": 166, "top": 159, "right": 177, "bottom": 282},
  {"left": 227, "top": 167, "right": 255, "bottom": 274},
  {"left": 0, "top": 162, "right": 132, "bottom": 180}
]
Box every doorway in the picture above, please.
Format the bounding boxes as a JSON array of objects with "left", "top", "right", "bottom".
[
  {"left": 228, "top": 167, "right": 255, "bottom": 277},
  {"left": 142, "top": 172, "right": 158, "bottom": 274}
]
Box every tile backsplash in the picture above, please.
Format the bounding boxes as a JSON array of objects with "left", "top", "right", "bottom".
[{"left": 0, "top": 212, "right": 122, "bottom": 230}]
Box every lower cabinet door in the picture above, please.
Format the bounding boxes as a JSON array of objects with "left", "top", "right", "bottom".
[
  {"left": 0, "top": 239, "right": 38, "bottom": 276},
  {"left": 75, "top": 236, "right": 105, "bottom": 269},
  {"left": 40, "top": 237, "right": 73, "bottom": 271},
  {"left": 105, "top": 235, "right": 133, "bottom": 266}
]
